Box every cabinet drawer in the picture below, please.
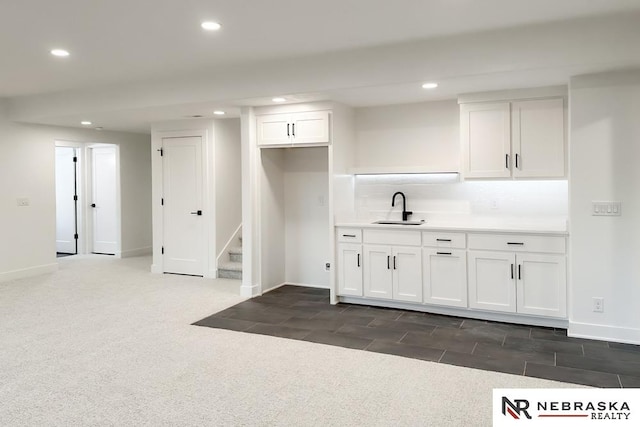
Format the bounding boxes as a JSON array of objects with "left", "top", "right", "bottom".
[
  {"left": 363, "top": 229, "right": 421, "bottom": 246},
  {"left": 337, "top": 228, "right": 362, "bottom": 243},
  {"left": 422, "top": 232, "right": 466, "bottom": 249},
  {"left": 468, "top": 233, "right": 566, "bottom": 254}
]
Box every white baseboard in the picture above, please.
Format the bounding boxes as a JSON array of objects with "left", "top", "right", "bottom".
[
  {"left": 205, "top": 269, "right": 217, "bottom": 279},
  {"left": 0, "top": 263, "right": 58, "bottom": 283},
  {"left": 282, "top": 282, "right": 330, "bottom": 289},
  {"left": 150, "top": 264, "right": 163, "bottom": 274},
  {"left": 569, "top": 321, "right": 640, "bottom": 345},
  {"left": 120, "top": 246, "right": 152, "bottom": 258},
  {"left": 240, "top": 283, "right": 260, "bottom": 298},
  {"left": 262, "top": 282, "right": 287, "bottom": 294}
]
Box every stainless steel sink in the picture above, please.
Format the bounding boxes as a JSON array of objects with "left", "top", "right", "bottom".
[{"left": 372, "top": 220, "right": 425, "bottom": 225}]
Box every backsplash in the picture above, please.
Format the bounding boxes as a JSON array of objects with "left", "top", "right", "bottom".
[{"left": 353, "top": 174, "right": 568, "bottom": 224}]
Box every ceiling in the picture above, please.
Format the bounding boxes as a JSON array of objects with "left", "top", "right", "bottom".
[{"left": 3, "top": 0, "right": 640, "bottom": 133}]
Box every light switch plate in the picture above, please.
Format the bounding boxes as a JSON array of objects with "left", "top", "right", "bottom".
[{"left": 592, "top": 201, "right": 621, "bottom": 216}]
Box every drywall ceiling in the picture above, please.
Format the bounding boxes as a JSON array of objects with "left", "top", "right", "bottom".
[{"left": 3, "top": 0, "right": 640, "bottom": 133}]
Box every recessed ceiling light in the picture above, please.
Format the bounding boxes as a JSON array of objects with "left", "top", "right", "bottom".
[
  {"left": 421, "top": 82, "right": 438, "bottom": 89},
  {"left": 272, "top": 97, "right": 286, "bottom": 103},
  {"left": 213, "top": 110, "right": 225, "bottom": 115},
  {"left": 201, "top": 21, "right": 222, "bottom": 31},
  {"left": 95, "top": 127, "right": 103, "bottom": 131},
  {"left": 51, "top": 49, "right": 70, "bottom": 57},
  {"left": 81, "top": 121, "right": 92, "bottom": 125}
]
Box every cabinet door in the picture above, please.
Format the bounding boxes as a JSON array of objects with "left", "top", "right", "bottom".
[
  {"left": 512, "top": 98, "right": 565, "bottom": 178},
  {"left": 468, "top": 250, "right": 516, "bottom": 313},
  {"left": 461, "top": 102, "right": 511, "bottom": 178},
  {"left": 256, "top": 114, "right": 291, "bottom": 146},
  {"left": 291, "top": 111, "right": 330, "bottom": 145},
  {"left": 363, "top": 245, "right": 392, "bottom": 299},
  {"left": 337, "top": 243, "right": 363, "bottom": 296},
  {"left": 392, "top": 246, "right": 422, "bottom": 303},
  {"left": 423, "top": 248, "right": 467, "bottom": 308},
  {"left": 516, "top": 253, "right": 567, "bottom": 318}
]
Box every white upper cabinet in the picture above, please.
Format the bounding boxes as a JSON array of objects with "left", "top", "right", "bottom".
[
  {"left": 511, "top": 98, "right": 565, "bottom": 178},
  {"left": 461, "top": 97, "right": 565, "bottom": 179},
  {"left": 257, "top": 111, "right": 330, "bottom": 147},
  {"left": 461, "top": 102, "right": 512, "bottom": 178},
  {"left": 256, "top": 114, "right": 291, "bottom": 146}
]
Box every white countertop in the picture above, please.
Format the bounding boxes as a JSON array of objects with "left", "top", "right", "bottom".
[{"left": 336, "top": 217, "right": 569, "bottom": 235}]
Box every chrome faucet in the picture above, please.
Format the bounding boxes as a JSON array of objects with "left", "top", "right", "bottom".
[{"left": 392, "top": 191, "right": 412, "bottom": 221}]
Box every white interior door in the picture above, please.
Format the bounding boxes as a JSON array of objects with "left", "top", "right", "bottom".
[
  {"left": 55, "top": 147, "right": 77, "bottom": 254},
  {"left": 162, "top": 136, "right": 204, "bottom": 276},
  {"left": 91, "top": 146, "right": 118, "bottom": 255}
]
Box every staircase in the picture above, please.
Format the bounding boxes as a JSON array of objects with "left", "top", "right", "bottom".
[{"left": 218, "top": 236, "right": 243, "bottom": 280}]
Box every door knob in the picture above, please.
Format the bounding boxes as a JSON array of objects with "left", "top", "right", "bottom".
[
  {"left": 190, "top": 210, "right": 202, "bottom": 216},
  {"left": 90, "top": 203, "right": 96, "bottom": 208}
]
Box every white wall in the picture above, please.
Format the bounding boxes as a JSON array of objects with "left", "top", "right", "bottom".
[
  {"left": 569, "top": 70, "right": 640, "bottom": 343},
  {"left": 0, "top": 103, "right": 151, "bottom": 281},
  {"left": 258, "top": 146, "right": 330, "bottom": 290},
  {"left": 354, "top": 100, "right": 459, "bottom": 172},
  {"left": 284, "top": 147, "right": 329, "bottom": 287},
  {"left": 260, "top": 149, "right": 286, "bottom": 290},
  {"left": 215, "top": 119, "right": 242, "bottom": 255}
]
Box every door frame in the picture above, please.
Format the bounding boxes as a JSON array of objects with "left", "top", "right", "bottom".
[
  {"left": 54, "top": 144, "right": 80, "bottom": 254},
  {"left": 151, "top": 128, "right": 215, "bottom": 277},
  {"left": 55, "top": 140, "right": 122, "bottom": 257}
]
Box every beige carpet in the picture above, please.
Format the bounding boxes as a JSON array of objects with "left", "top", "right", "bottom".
[{"left": 0, "top": 255, "right": 584, "bottom": 426}]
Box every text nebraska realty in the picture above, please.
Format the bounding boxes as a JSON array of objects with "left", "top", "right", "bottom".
[{"left": 503, "top": 397, "right": 631, "bottom": 420}]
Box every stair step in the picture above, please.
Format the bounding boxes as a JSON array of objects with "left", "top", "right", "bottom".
[
  {"left": 219, "top": 261, "right": 242, "bottom": 272},
  {"left": 228, "top": 246, "right": 242, "bottom": 255}
]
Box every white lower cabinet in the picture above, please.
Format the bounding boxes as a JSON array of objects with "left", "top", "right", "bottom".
[
  {"left": 516, "top": 253, "right": 567, "bottom": 318},
  {"left": 468, "top": 250, "right": 567, "bottom": 317},
  {"left": 363, "top": 245, "right": 422, "bottom": 302},
  {"left": 423, "top": 248, "right": 468, "bottom": 308},
  {"left": 337, "top": 243, "right": 362, "bottom": 296},
  {"left": 392, "top": 246, "right": 423, "bottom": 303},
  {"left": 468, "top": 251, "right": 517, "bottom": 313},
  {"left": 363, "top": 245, "right": 393, "bottom": 299},
  {"left": 336, "top": 227, "right": 567, "bottom": 322}
]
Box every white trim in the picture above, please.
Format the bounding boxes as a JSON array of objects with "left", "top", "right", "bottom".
[
  {"left": 0, "top": 263, "right": 58, "bottom": 283},
  {"left": 240, "top": 283, "right": 260, "bottom": 298},
  {"left": 261, "top": 282, "right": 288, "bottom": 294},
  {"left": 278, "top": 282, "right": 330, "bottom": 290},
  {"left": 216, "top": 223, "right": 242, "bottom": 266},
  {"left": 339, "top": 296, "right": 569, "bottom": 328},
  {"left": 260, "top": 281, "right": 331, "bottom": 296},
  {"left": 457, "top": 85, "right": 568, "bottom": 104},
  {"left": 120, "top": 246, "right": 152, "bottom": 258},
  {"left": 569, "top": 321, "right": 640, "bottom": 345}
]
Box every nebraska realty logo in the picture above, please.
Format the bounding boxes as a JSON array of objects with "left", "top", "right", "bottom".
[{"left": 493, "top": 389, "right": 640, "bottom": 426}]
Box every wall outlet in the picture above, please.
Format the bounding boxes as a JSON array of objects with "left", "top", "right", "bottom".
[
  {"left": 325, "top": 262, "right": 331, "bottom": 271},
  {"left": 593, "top": 297, "right": 604, "bottom": 313},
  {"left": 16, "top": 198, "right": 30, "bottom": 207},
  {"left": 490, "top": 199, "right": 499, "bottom": 209}
]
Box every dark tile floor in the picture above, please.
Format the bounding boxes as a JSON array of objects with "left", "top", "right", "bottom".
[{"left": 193, "top": 285, "right": 640, "bottom": 388}]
